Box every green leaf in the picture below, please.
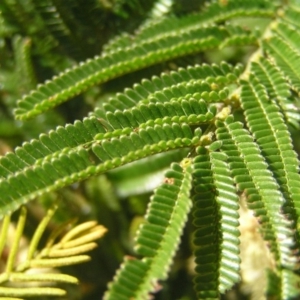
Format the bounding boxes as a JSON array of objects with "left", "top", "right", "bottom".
[
  {"left": 240, "top": 72, "right": 300, "bottom": 229},
  {"left": 217, "top": 118, "right": 299, "bottom": 299},
  {"left": 192, "top": 146, "right": 240, "bottom": 299},
  {"left": 104, "top": 159, "right": 193, "bottom": 299},
  {"left": 15, "top": 24, "right": 233, "bottom": 120}
]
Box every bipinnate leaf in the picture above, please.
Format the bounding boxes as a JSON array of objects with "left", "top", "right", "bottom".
[{"left": 0, "top": 0, "right": 300, "bottom": 299}]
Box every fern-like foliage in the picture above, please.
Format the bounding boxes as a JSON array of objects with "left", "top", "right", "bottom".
[
  {"left": 104, "top": 159, "right": 193, "bottom": 299},
  {"left": 13, "top": 0, "right": 271, "bottom": 120},
  {"left": 192, "top": 145, "right": 240, "bottom": 298},
  {"left": 0, "top": 205, "right": 106, "bottom": 299},
  {"left": 1, "top": 0, "right": 300, "bottom": 299}
]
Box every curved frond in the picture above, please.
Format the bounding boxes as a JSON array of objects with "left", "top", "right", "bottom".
[
  {"left": 104, "top": 159, "right": 193, "bottom": 300},
  {"left": 240, "top": 73, "right": 300, "bottom": 228},
  {"left": 1, "top": 94, "right": 215, "bottom": 179},
  {"left": 0, "top": 117, "right": 198, "bottom": 217},
  {"left": 104, "top": 98, "right": 216, "bottom": 130},
  {"left": 92, "top": 62, "right": 243, "bottom": 118},
  {"left": 192, "top": 146, "right": 240, "bottom": 299},
  {"left": 216, "top": 118, "right": 299, "bottom": 299},
  {"left": 215, "top": 118, "right": 276, "bottom": 255},
  {"left": 15, "top": 22, "right": 247, "bottom": 120}
]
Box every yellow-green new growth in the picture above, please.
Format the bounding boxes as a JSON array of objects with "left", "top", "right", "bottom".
[{"left": 0, "top": 206, "right": 107, "bottom": 300}]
